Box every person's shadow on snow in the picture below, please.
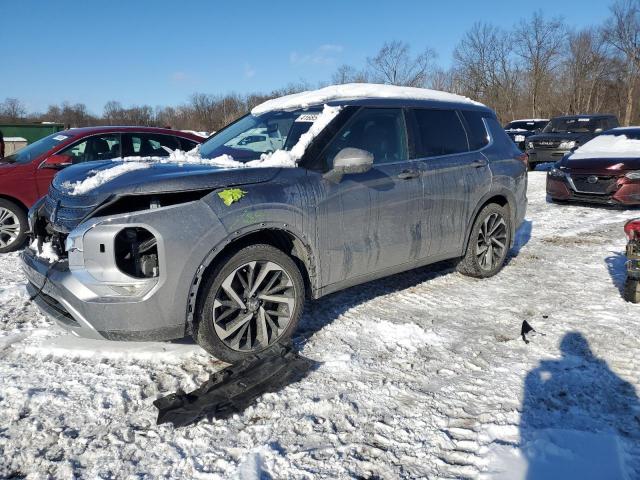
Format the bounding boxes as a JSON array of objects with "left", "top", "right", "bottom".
[{"left": 520, "top": 332, "right": 640, "bottom": 480}]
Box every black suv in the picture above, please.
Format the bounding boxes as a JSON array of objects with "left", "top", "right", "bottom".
[
  {"left": 526, "top": 114, "right": 619, "bottom": 169},
  {"left": 504, "top": 119, "right": 549, "bottom": 150}
]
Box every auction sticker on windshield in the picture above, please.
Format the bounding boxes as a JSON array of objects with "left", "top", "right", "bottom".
[
  {"left": 295, "top": 113, "right": 320, "bottom": 123},
  {"left": 53, "top": 135, "right": 69, "bottom": 141}
]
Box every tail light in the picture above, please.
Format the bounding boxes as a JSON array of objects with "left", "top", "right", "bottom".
[
  {"left": 517, "top": 152, "right": 529, "bottom": 168},
  {"left": 624, "top": 219, "right": 640, "bottom": 240}
]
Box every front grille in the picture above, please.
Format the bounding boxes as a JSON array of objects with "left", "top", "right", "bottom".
[
  {"left": 569, "top": 174, "right": 617, "bottom": 195},
  {"left": 43, "top": 186, "right": 101, "bottom": 233},
  {"left": 533, "top": 140, "right": 562, "bottom": 149}
]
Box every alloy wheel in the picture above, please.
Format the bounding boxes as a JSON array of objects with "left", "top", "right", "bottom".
[
  {"left": 212, "top": 260, "right": 296, "bottom": 352},
  {"left": 0, "top": 207, "right": 21, "bottom": 249},
  {"left": 476, "top": 212, "right": 508, "bottom": 271}
]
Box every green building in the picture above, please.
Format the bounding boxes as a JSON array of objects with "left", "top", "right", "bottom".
[{"left": 0, "top": 123, "right": 64, "bottom": 144}]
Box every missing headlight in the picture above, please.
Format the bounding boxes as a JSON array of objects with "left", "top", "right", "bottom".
[{"left": 115, "top": 228, "right": 159, "bottom": 278}]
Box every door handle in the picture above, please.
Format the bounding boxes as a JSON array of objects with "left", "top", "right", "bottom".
[
  {"left": 398, "top": 169, "right": 420, "bottom": 180},
  {"left": 471, "top": 159, "right": 488, "bottom": 168}
]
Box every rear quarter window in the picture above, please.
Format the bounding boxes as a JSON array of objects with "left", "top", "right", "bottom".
[
  {"left": 460, "top": 110, "right": 490, "bottom": 150},
  {"left": 485, "top": 117, "right": 519, "bottom": 152}
]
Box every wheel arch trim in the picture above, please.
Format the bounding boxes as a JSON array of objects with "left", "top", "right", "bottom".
[{"left": 185, "top": 222, "right": 319, "bottom": 334}]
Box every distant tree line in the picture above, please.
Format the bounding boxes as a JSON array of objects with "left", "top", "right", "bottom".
[{"left": 2, "top": 0, "right": 639, "bottom": 130}]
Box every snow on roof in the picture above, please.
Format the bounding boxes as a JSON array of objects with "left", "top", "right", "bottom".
[
  {"left": 180, "top": 130, "right": 209, "bottom": 138},
  {"left": 570, "top": 133, "right": 640, "bottom": 160},
  {"left": 251, "top": 83, "right": 483, "bottom": 115}
]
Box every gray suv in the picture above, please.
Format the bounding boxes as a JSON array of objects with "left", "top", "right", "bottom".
[{"left": 22, "top": 88, "right": 527, "bottom": 363}]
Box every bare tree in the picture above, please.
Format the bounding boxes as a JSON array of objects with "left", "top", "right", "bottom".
[
  {"left": 367, "top": 41, "right": 437, "bottom": 87},
  {"left": 514, "top": 12, "right": 567, "bottom": 117},
  {"left": 604, "top": 0, "right": 640, "bottom": 125},
  {"left": 562, "top": 28, "right": 613, "bottom": 114},
  {"left": 332, "top": 64, "right": 369, "bottom": 84},
  {"left": 103, "top": 101, "right": 123, "bottom": 124},
  {"left": 0, "top": 98, "right": 27, "bottom": 121},
  {"left": 453, "top": 23, "right": 521, "bottom": 120}
]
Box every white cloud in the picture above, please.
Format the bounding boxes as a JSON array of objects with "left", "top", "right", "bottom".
[
  {"left": 170, "top": 71, "right": 189, "bottom": 82},
  {"left": 244, "top": 63, "right": 256, "bottom": 79},
  {"left": 290, "top": 44, "right": 344, "bottom": 66}
]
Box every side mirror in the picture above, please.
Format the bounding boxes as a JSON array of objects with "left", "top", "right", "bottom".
[
  {"left": 594, "top": 128, "right": 603, "bottom": 134},
  {"left": 323, "top": 148, "right": 374, "bottom": 183},
  {"left": 42, "top": 154, "right": 73, "bottom": 170}
]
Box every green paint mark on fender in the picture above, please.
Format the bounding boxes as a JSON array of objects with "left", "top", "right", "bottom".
[{"left": 218, "top": 188, "right": 247, "bottom": 206}]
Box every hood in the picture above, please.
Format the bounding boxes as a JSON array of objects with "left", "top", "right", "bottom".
[
  {"left": 559, "top": 155, "right": 640, "bottom": 172},
  {"left": 528, "top": 132, "right": 593, "bottom": 143},
  {"left": 52, "top": 160, "right": 280, "bottom": 199}
]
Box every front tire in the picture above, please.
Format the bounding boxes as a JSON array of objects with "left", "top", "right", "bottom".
[
  {"left": 623, "top": 277, "right": 640, "bottom": 303},
  {"left": 457, "top": 203, "right": 512, "bottom": 278},
  {"left": 0, "top": 199, "right": 27, "bottom": 254},
  {"left": 194, "top": 244, "right": 305, "bottom": 363}
]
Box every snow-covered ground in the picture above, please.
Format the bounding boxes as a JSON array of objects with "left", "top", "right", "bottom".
[{"left": 1, "top": 172, "right": 640, "bottom": 479}]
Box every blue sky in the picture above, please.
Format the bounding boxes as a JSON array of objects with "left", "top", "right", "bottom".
[{"left": 1, "top": 0, "right": 612, "bottom": 114}]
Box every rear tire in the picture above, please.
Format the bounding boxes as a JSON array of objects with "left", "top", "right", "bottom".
[
  {"left": 194, "top": 244, "right": 305, "bottom": 363},
  {"left": 623, "top": 277, "right": 640, "bottom": 303},
  {"left": 457, "top": 203, "right": 512, "bottom": 278},
  {"left": 0, "top": 199, "right": 27, "bottom": 254}
]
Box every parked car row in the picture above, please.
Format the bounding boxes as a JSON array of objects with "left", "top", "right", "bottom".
[
  {"left": 504, "top": 114, "right": 620, "bottom": 170},
  {"left": 4, "top": 83, "right": 639, "bottom": 364}
]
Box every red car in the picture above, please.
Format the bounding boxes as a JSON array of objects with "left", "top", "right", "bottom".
[
  {"left": 0, "top": 127, "right": 203, "bottom": 253},
  {"left": 547, "top": 127, "right": 640, "bottom": 206}
]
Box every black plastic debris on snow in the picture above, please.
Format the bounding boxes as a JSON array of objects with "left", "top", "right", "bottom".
[
  {"left": 154, "top": 344, "right": 320, "bottom": 427},
  {"left": 521, "top": 319, "right": 547, "bottom": 344}
]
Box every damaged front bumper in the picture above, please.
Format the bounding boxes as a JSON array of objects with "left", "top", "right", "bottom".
[
  {"left": 21, "top": 198, "right": 227, "bottom": 342},
  {"left": 21, "top": 247, "right": 184, "bottom": 341}
]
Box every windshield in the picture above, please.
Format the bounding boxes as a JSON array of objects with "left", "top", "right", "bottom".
[
  {"left": 543, "top": 118, "right": 606, "bottom": 134},
  {"left": 2, "top": 132, "right": 73, "bottom": 164},
  {"left": 199, "top": 109, "right": 321, "bottom": 162},
  {"left": 505, "top": 120, "right": 547, "bottom": 131}
]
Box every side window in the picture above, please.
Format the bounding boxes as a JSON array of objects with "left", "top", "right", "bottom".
[
  {"left": 411, "top": 109, "right": 469, "bottom": 158},
  {"left": 60, "top": 134, "right": 121, "bottom": 163},
  {"left": 460, "top": 110, "right": 490, "bottom": 150},
  {"left": 179, "top": 137, "right": 199, "bottom": 151},
  {"left": 322, "top": 108, "right": 407, "bottom": 166},
  {"left": 122, "top": 133, "right": 178, "bottom": 157}
]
